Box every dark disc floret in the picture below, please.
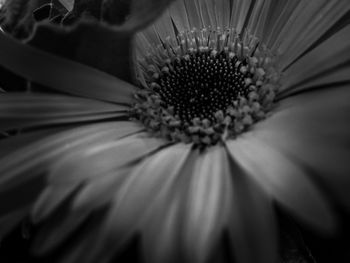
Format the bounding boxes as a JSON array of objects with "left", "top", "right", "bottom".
[{"left": 155, "top": 51, "right": 252, "bottom": 124}]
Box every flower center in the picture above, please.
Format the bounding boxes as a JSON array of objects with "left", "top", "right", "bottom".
[
  {"left": 154, "top": 51, "right": 250, "bottom": 124},
  {"left": 132, "top": 28, "right": 280, "bottom": 146}
]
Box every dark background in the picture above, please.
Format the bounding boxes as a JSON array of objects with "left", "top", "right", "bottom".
[{"left": 0, "top": 211, "right": 349, "bottom": 263}]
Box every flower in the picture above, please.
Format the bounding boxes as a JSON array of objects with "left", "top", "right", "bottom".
[{"left": 0, "top": 0, "right": 350, "bottom": 263}]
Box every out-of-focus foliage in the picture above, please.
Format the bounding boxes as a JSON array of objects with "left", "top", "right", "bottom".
[
  {"left": 0, "top": 0, "right": 53, "bottom": 38},
  {"left": 59, "top": 0, "right": 73, "bottom": 11}
]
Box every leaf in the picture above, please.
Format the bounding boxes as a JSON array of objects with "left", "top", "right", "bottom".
[
  {"left": 27, "top": 20, "right": 134, "bottom": 82},
  {"left": 33, "top": 1, "right": 69, "bottom": 22},
  {"left": 0, "top": 30, "right": 136, "bottom": 103}
]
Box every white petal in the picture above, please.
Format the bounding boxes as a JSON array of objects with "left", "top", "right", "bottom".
[
  {"left": 246, "top": 0, "right": 271, "bottom": 38},
  {"left": 213, "top": 0, "right": 231, "bottom": 30},
  {"left": 275, "top": 1, "right": 350, "bottom": 69},
  {"left": 262, "top": 1, "right": 301, "bottom": 46},
  {"left": 230, "top": 0, "right": 253, "bottom": 33},
  {"left": 49, "top": 133, "right": 166, "bottom": 184},
  {"left": 79, "top": 144, "right": 192, "bottom": 263},
  {"left": 141, "top": 146, "right": 197, "bottom": 263},
  {"left": 169, "top": 0, "right": 191, "bottom": 31},
  {"left": 0, "top": 121, "right": 142, "bottom": 191},
  {"left": 198, "top": 0, "right": 230, "bottom": 30},
  {"left": 281, "top": 25, "right": 350, "bottom": 94},
  {"left": 227, "top": 135, "right": 335, "bottom": 232},
  {"left": 153, "top": 9, "right": 177, "bottom": 41},
  {"left": 183, "top": 0, "right": 205, "bottom": 29},
  {"left": 281, "top": 66, "right": 350, "bottom": 95},
  {"left": 226, "top": 151, "right": 278, "bottom": 263},
  {"left": 182, "top": 146, "right": 232, "bottom": 263},
  {"left": 32, "top": 210, "right": 90, "bottom": 255},
  {"left": 253, "top": 87, "right": 350, "bottom": 209},
  {"left": 72, "top": 168, "right": 130, "bottom": 212},
  {"left": 31, "top": 185, "right": 78, "bottom": 223}
]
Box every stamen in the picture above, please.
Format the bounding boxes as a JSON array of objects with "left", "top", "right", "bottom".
[{"left": 132, "top": 27, "right": 280, "bottom": 146}]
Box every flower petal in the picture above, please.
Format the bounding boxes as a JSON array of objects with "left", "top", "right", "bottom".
[
  {"left": 2, "top": 112, "right": 126, "bottom": 132},
  {"left": 71, "top": 168, "right": 131, "bottom": 212},
  {"left": 229, "top": 0, "right": 253, "bottom": 33},
  {"left": 1, "top": 93, "right": 113, "bottom": 114},
  {"left": 141, "top": 147, "right": 198, "bottom": 263},
  {"left": 32, "top": 208, "right": 90, "bottom": 255},
  {"left": 0, "top": 93, "right": 129, "bottom": 131},
  {"left": 248, "top": 0, "right": 303, "bottom": 45},
  {"left": 143, "top": 193, "right": 183, "bottom": 263},
  {"left": 227, "top": 135, "right": 335, "bottom": 232},
  {"left": 263, "top": 1, "right": 304, "bottom": 47},
  {"left": 182, "top": 0, "right": 203, "bottom": 30},
  {"left": 0, "top": 127, "right": 64, "bottom": 158},
  {"left": 226, "top": 151, "right": 278, "bottom": 263},
  {"left": 280, "top": 25, "right": 350, "bottom": 96},
  {"left": 255, "top": 86, "right": 350, "bottom": 209},
  {"left": 0, "top": 31, "right": 136, "bottom": 103},
  {"left": 117, "top": 144, "right": 192, "bottom": 262},
  {"left": 182, "top": 146, "right": 232, "bottom": 263},
  {"left": 71, "top": 144, "right": 192, "bottom": 263},
  {"left": 31, "top": 184, "right": 79, "bottom": 223},
  {"left": 0, "top": 121, "right": 142, "bottom": 191},
  {"left": 169, "top": 0, "right": 191, "bottom": 31},
  {"left": 152, "top": 9, "right": 177, "bottom": 41},
  {"left": 212, "top": 0, "right": 230, "bottom": 30},
  {"left": 245, "top": 0, "right": 272, "bottom": 38},
  {"left": 135, "top": 8, "right": 177, "bottom": 59},
  {"left": 275, "top": 1, "right": 350, "bottom": 70},
  {"left": 49, "top": 133, "right": 166, "bottom": 184},
  {"left": 171, "top": 0, "right": 227, "bottom": 31},
  {"left": 32, "top": 191, "right": 106, "bottom": 259},
  {"left": 275, "top": 85, "right": 350, "bottom": 139},
  {"left": 73, "top": 144, "right": 190, "bottom": 213},
  {"left": 281, "top": 66, "right": 350, "bottom": 96}
]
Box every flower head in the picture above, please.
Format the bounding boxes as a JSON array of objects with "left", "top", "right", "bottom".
[
  {"left": 0, "top": 0, "right": 350, "bottom": 263},
  {"left": 133, "top": 26, "right": 279, "bottom": 146}
]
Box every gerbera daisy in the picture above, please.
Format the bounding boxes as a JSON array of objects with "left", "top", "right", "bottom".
[{"left": 0, "top": 0, "right": 349, "bottom": 262}]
